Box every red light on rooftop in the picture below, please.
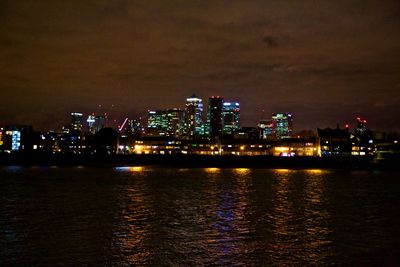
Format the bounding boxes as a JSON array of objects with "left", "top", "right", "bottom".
[{"left": 345, "top": 124, "right": 349, "bottom": 128}]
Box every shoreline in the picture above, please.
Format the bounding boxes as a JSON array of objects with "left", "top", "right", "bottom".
[{"left": 0, "top": 153, "right": 398, "bottom": 170}]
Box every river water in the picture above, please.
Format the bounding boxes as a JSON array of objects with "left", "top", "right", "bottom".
[{"left": 1, "top": 166, "right": 399, "bottom": 266}]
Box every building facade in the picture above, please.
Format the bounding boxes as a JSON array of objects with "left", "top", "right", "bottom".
[
  {"left": 222, "top": 102, "right": 240, "bottom": 135},
  {"left": 147, "top": 109, "right": 184, "bottom": 137},
  {"left": 87, "top": 114, "right": 106, "bottom": 134},
  {"left": 185, "top": 94, "right": 204, "bottom": 138},
  {"left": 70, "top": 112, "right": 83, "bottom": 133},
  {"left": 272, "top": 113, "right": 293, "bottom": 139},
  {"left": 207, "top": 96, "right": 224, "bottom": 139}
]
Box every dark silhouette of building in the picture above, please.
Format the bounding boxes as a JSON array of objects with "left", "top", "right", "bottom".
[
  {"left": 92, "top": 127, "right": 118, "bottom": 154},
  {"left": 70, "top": 112, "right": 83, "bottom": 133},
  {"left": 317, "top": 126, "right": 351, "bottom": 156},
  {"left": 208, "top": 96, "right": 224, "bottom": 139}
]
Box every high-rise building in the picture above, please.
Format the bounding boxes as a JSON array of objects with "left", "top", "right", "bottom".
[
  {"left": 70, "top": 112, "right": 83, "bottom": 132},
  {"left": 207, "top": 96, "right": 224, "bottom": 138},
  {"left": 185, "top": 94, "right": 204, "bottom": 138},
  {"left": 87, "top": 114, "right": 106, "bottom": 134},
  {"left": 2, "top": 125, "right": 34, "bottom": 152},
  {"left": 126, "top": 119, "right": 143, "bottom": 138},
  {"left": 166, "top": 108, "right": 185, "bottom": 137},
  {"left": 147, "top": 109, "right": 185, "bottom": 137},
  {"left": 355, "top": 117, "right": 368, "bottom": 137},
  {"left": 222, "top": 102, "right": 240, "bottom": 135},
  {"left": 272, "top": 113, "right": 293, "bottom": 139},
  {"left": 147, "top": 110, "right": 168, "bottom": 136}
]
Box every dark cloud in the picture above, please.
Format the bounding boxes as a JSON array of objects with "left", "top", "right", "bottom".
[{"left": 262, "top": 36, "right": 277, "bottom": 47}]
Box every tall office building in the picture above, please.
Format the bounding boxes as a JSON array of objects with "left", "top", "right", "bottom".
[
  {"left": 87, "top": 114, "right": 107, "bottom": 134},
  {"left": 2, "top": 125, "right": 33, "bottom": 152},
  {"left": 167, "top": 108, "right": 185, "bottom": 137},
  {"left": 222, "top": 102, "right": 240, "bottom": 135},
  {"left": 207, "top": 96, "right": 224, "bottom": 138},
  {"left": 355, "top": 117, "right": 368, "bottom": 137},
  {"left": 127, "top": 119, "right": 143, "bottom": 137},
  {"left": 147, "top": 109, "right": 184, "bottom": 137},
  {"left": 272, "top": 113, "right": 293, "bottom": 139},
  {"left": 147, "top": 110, "right": 168, "bottom": 135},
  {"left": 70, "top": 112, "right": 83, "bottom": 132},
  {"left": 185, "top": 94, "right": 204, "bottom": 138}
]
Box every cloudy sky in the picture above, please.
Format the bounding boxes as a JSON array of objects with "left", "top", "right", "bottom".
[{"left": 1, "top": 0, "right": 399, "bottom": 131}]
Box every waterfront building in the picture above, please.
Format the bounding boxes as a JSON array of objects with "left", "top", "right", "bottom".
[
  {"left": 222, "top": 102, "right": 240, "bottom": 135},
  {"left": 70, "top": 112, "right": 83, "bottom": 133},
  {"left": 185, "top": 94, "right": 204, "bottom": 138},
  {"left": 207, "top": 96, "right": 224, "bottom": 139},
  {"left": 351, "top": 117, "right": 374, "bottom": 157},
  {"left": 272, "top": 113, "right": 293, "bottom": 139},
  {"left": 1, "top": 125, "right": 34, "bottom": 152},
  {"left": 133, "top": 137, "right": 182, "bottom": 155},
  {"left": 272, "top": 138, "right": 318, "bottom": 157},
  {"left": 317, "top": 126, "right": 351, "bottom": 156},
  {"left": 355, "top": 117, "right": 368, "bottom": 137}
]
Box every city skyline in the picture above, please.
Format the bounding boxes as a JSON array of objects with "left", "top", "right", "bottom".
[{"left": 1, "top": 1, "right": 399, "bottom": 131}]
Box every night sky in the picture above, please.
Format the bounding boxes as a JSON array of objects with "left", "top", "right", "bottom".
[{"left": 1, "top": 0, "right": 399, "bottom": 131}]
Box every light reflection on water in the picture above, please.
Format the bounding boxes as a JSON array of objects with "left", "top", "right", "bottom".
[{"left": 1, "top": 167, "right": 399, "bottom": 265}]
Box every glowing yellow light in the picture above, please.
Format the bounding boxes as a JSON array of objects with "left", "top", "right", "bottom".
[
  {"left": 275, "top": 147, "right": 289, "bottom": 152},
  {"left": 205, "top": 168, "right": 220, "bottom": 173},
  {"left": 240, "top": 145, "right": 245, "bottom": 150},
  {"left": 210, "top": 146, "right": 214, "bottom": 150},
  {"left": 306, "top": 169, "right": 324, "bottom": 174},
  {"left": 275, "top": 169, "right": 290, "bottom": 173},
  {"left": 129, "top": 166, "right": 144, "bottom": 172},
  {"left": 134, "top": 145, "right": 144, "bottom": 153},
  {"left": 234, "top": 168, "right": 250, "bottom": 175}
]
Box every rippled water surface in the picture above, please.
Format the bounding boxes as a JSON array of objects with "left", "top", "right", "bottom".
[{"left": 1, "top": 167, "right": 400, "bottom": 265}]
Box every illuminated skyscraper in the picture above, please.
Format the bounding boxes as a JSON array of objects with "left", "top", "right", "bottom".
[
  {"left": 222, "top": 102, "right": 240, "bottom": 135},
  {"left": 147, "top": 110, "right": 168, "bottom": 136},
  {"left": 2, "top": 125, "right": 33, "bottom": 152},
  {"left": 272, "top": 113, "right": 293, "bottom": 139},
  {"left": 70, "top": 112, "right": 83, "bottom": 132},
  {"left": 166, "top": 108, "right": 185, "bottom": 137},
  {"left": 87, "top": 114, "right": 106, "bottom": 134},
  {"left": 185, "top": 94, "right": 204, "bottom": 138},
  {"left": 127, "top": 119, "right": 143, "bottom": 138},
  {"left": 355, "top": 117, "right": 368, "bottom": 137},
  {"left": 147, "top": 109, "right": 184, "bottom": 137},
  {"left": 207, "top": 96, "right": 224, "bottom": 138}
]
